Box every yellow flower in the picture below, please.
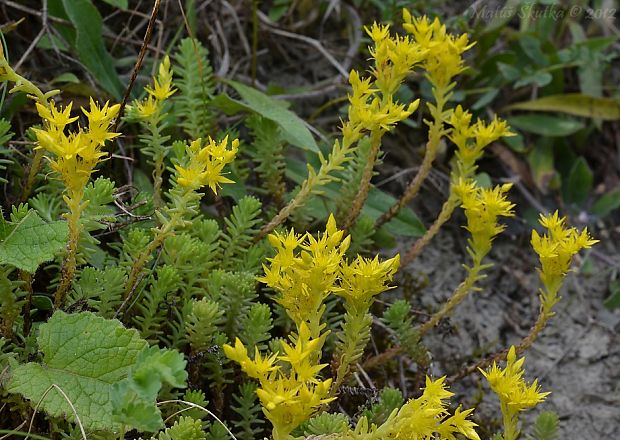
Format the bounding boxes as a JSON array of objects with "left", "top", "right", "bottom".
[
  {"left": 481, "top": 346, "right": 549, "bottom": 411},
  {"left": 480, "top": 346, "right": 549, "bottom": 440},
  {"left": 362, "top": 376, "right": 480, "bottom": 440},
  {"left": 82, "top": 98, "right": 120, "bottom": 144},
  {"left": 33, "top": 99, "right": 119, "bottom": 198},
  {"left": 145, "top": 55, "right": 176, "bottom": 101},
  {"left": 338, "top": 254, "right": 400, "bottom": 308},
  {"left": 258, "top": 214, "right": 350, "bottom": 335},
  {"left": 531, "top": 211, "right": 597, "bottom": 311},
  {"left": 173, "top": 136, "right": 238, "bottom": 193},
  {"left": 402, "top": 12, "right": 474, "bottom": 89},
  {"left": 449, "top": 106, "right": 513, "bottom": 179},
  {"left": 454, "top": 179, "right": 514, "bottom": 259},
  {"left": 224, "top": 322, "right": 335, "bottom": 439},
  {"left": 35, "top": 101, "right": 78, "bottom": 135}
]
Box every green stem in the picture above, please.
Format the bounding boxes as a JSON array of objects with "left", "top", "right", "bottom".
[
  {"left": 418, "top": 253, "right": 485, "bottom": 336},
  {"left": 343, "top": 129, "right": 383, "bottom": 230},
  {"left": 501, "top": 403, "right": 519, "bottom": 440},
  {"left": 401, "top": 192, "right": 459, "bottom": 266},
  {"left": 123, "top": 186, "right": 197, "bottom": 299},
  {"left": 256, "top": 136, "right": 356, "bottom": 241},
  {"left": 21, "top": 149, "right": 44, "bottom": 202},
  {"left": 54, "top": 196, "right": 83, "bottom": 309},
  {"left": 331, "top": 307, "right": 372, "bottom": 396},
  {"left": 147, "top": 115, "right": 166, "bottom": 211},
  {"left": 375, "top": 88, "right": 447, "bottom": 228}
]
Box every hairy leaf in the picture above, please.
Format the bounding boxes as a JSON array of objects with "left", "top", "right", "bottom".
[
  {"left": 0, "top": 210, "right": 68, "bottom": 273},
  {"left": 7, "top": 311, "right": 148, "bottom": 431}
]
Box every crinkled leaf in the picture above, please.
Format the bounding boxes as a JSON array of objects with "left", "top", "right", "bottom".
[
  {"left": 219, "top": 79, "right": 319, "bottom": 152},
  {"left": 7, "top": 312, "right": 148, "bottom": 431},
  {"left": 112, "top": 346, "right": 188, "bottom": 432},
  {"left": 0, "top": 210, "right": 68, "bottom": 273}
]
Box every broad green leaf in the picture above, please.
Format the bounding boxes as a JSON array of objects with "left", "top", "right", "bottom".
[
  {"left": 508, "top": 114, "right": 584, "bottom": 136},
  {"left": 513, "top": 70, "right": 552, "bottom": 89},
  {"left": 497, "top": 62, "right": 521, "bottom": 82},
  {"left": 519, "top": 34, "right": 549, "bottom": 66},
  {"left": 7, "top": 312, "right": 148, "bottom": 431},
  {"left": 527, "top": 142, "right": 557, "bottom": 193},
  {"left": 0, "top": 210, "right": 68, "bottom": 273},
  {"left": 563, "top": 157, "right": 593, "bottom": 206},
  {"left": 506, "top": 94, "right": 620, "bottom": 120},
  {"left": 112, "top": 346, "right": 188, "bottom": 432},
  {"left": 61, "top": 0, "right": 124, "bottom": 99},
  {"left": 7, "top": 312, "right": 186, "bottom": 432},
  {"left": 99, "top": 0, "right": 128, "bottom": 8},
  {"left": 221, "top": 79, "right": 319, "bottom": 152},
  {"left": 592, "top": 187, "right": 620, "bottom": 217},
  {"left": 50, "top": 72, "right": 80, "bottom": 84}
]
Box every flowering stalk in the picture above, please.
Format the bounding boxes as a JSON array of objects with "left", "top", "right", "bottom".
[
  {"left": 257, "top": 21, "right": 422, "bottom": 240},
  {"left": 401, "top": 108, "right": 513, "bottom": 266},
  {"left": 126, "top": 56, "right": 176, "bottom": 209},
  {"left": 480, "top": 346, "right": 550, "bottom": 440},
  {"left": 228, "top": 216, "right": 399, "bottom": 437},
  {"left": 0, "top": 44, "right": 60, "bottom": 201},
  {"left": 344, "top": 20, "right": 427, "bottom": 229},
  {"left": 123, "top": 137, "right": 238, "bottom": 300},
  {"left": 376, "top": 13, "right": 474, "bottom": 228},
  {"left": 418, "top": 180, "right": 514, "bottom": 334},
  {"left": 32, "top": 100, "right": 120, "bottom": 308},
  {"left": 331, "top": 254, "right": 399, "bottom": 394},
  {"left": 520, "top": 212, "right": 596, "bottom": 350}
]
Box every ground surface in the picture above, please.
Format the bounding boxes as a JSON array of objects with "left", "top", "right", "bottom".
[{"left": 400, "top": 226, "right": 620, "bottom": 439}]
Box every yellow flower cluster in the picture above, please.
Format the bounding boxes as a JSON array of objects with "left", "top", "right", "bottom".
[
  {"left": 173, "top": 136, "right": 238, "bottom": 193},
  {"left": 481, "top": 346, "right": 549, "bottom": 440},
  {"left": 349, "top": 377, "right": 480, "bottom": 440},
  {"left": 343, "top": 13, "right": 473, "bottom": 142},
  {"left": 260, "top": 215, "right": 398, "bottom": 336},
  {"left": 453, "top": 180, "right": 515, "bottom": 260},
  {"left": 531, "top": 211, "right": 597, "bottom": 312},
  {"left": 33, "top": 99, "right": 120, "bottom": 205},
  {"left": 449, "top": 105, "right": 513, "bottom": 179},
  {"left": 227, "top": 215, "right": 399, "bottom": 438},
  {"left": 224, "top": 322, "right": 334, "bottom": 440},
  {"left": 402, "top": 12, "right": 474, "bottom": 90},
  {"left": 131, "top": 55, "right": 175, "bottom": 119}
]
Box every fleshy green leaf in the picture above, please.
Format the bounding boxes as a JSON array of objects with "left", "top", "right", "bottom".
[
  {"left": 0, "top": 210, "right": 68, "bottom": 273},
  {"left": 219, "top": 79, "right": 319, "bottom": 152},
  {"left": 7, "top": 312, "right": 148, "bottom": 431},
  {"left": 61, "top": 0, "right": 124, "bottom": 99},
  {"left": 506, "top": 94, "right": 620, "bottom": 120},
  {"left": 508, "top": 114, "right": 585, "bottom": 137}
]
